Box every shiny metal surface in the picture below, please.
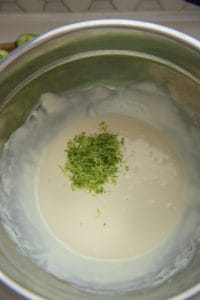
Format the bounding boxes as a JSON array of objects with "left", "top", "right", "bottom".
[{"left": 0, "top": 19, "right": 200, "bottom": 300}]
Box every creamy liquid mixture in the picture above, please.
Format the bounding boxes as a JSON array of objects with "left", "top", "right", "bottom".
[
  {"left": 1, "top": 83, "right": 199, "bottom": 290},
  {"left": 37, "top": 114, "right": 185, "bottom": 259}
]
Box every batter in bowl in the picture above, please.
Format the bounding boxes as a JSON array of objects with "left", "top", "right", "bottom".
[
  {"left": 0, "top": 83, "right": 199, "bottom": 291},
  {"left": 37, "top": 114, "right": 185, "bottom": 259}
]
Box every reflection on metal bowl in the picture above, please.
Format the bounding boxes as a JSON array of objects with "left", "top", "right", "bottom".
[{"left": 0, "top": 19, "right": 200, "bottom": 300}]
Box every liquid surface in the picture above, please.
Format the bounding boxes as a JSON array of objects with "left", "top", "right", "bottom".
[
  {"left": 37, "top": 114, "right": 185, "bottom": 259},
  {"left": 1, "top": 83, "right": 199, "bottom": 291}
]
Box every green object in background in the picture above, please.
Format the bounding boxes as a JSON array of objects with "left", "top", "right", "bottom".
[
  {"left": 15, "top": 33, "right": 39, "bottom": 47},
  {"left": 0, "top": 49, "right": 8, "bottom": 60}
]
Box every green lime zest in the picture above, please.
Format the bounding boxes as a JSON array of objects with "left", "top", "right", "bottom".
[
  {"left": 61, "top": 121, "right": 127, "bottom": 194},
  {"left": 96, "top": 208, "right": 101, "bottom": 217}
]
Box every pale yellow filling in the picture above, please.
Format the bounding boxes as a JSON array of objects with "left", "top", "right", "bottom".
[{"left": 37, "top": 114, "right": 185, "bottom": 259}]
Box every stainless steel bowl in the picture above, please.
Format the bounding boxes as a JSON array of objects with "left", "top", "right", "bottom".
[{"left": 0, "top": 19, "right": 200, "bottom": 300}]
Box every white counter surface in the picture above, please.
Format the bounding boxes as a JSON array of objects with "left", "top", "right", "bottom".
[{"left": 0, "top": 12, "right": 200, "bottom": 42}]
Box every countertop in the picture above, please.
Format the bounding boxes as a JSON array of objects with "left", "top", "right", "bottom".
[{"left": 0, "top": 11, "right": 200, "bottom": 42}]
